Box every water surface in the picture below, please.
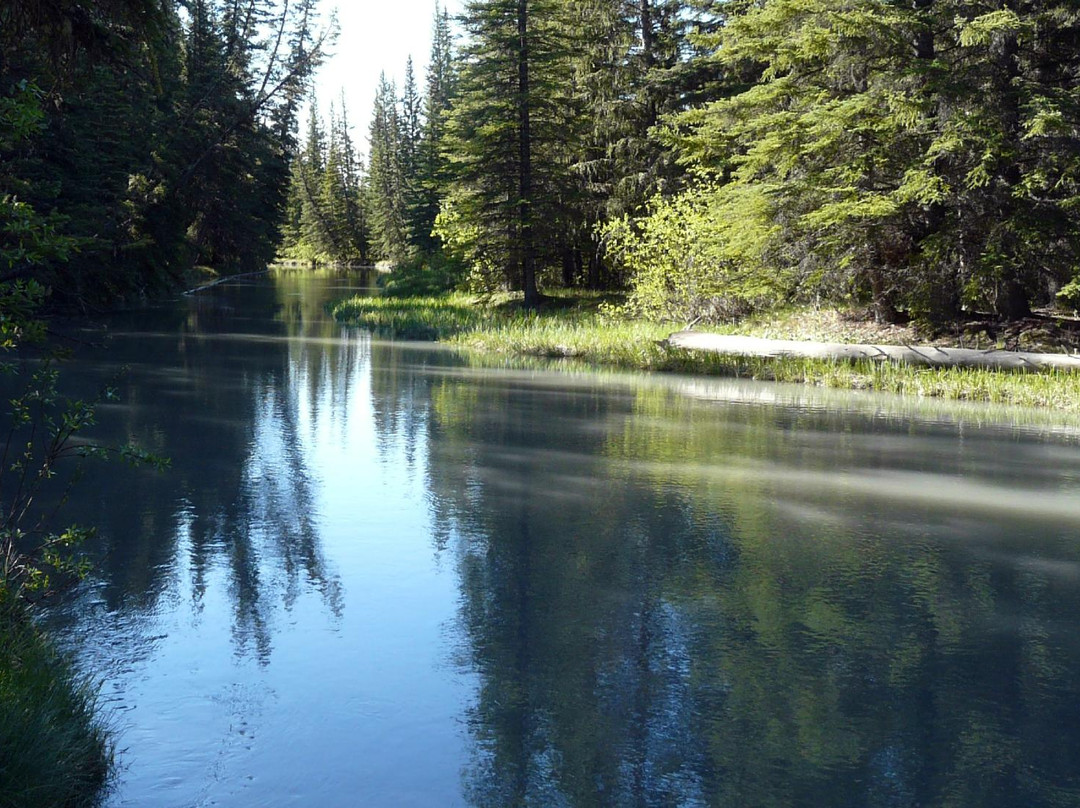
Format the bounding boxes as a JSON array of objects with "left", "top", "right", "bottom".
[{"left": 46, "top": 270, "right": 1080, "bottom": 807}]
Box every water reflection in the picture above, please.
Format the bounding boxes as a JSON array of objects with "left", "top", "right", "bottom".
[
  {"left": 60, "top": 270, "right": 369, "bottom": 656},
  {"left": 43, "top": 270, "right": 1080, "bottom": 806},
  {"left": 423, "top": 369, "right": 1080, "bottom": 807}
]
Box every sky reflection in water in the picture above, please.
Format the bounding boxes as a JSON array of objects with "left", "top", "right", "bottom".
[{"left": 44, "top": 270, "right": 1080, "bottom": 807}]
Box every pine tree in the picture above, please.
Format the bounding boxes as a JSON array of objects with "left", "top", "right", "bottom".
[
  {"left": 412, "top": 4, "right": 458, "bottom": 256},
  {"left": 439, "top": 0, "right": 581, "bottom": 306},
  {"left": 367, "top": 72, "right": 409, "bottom": 263}
]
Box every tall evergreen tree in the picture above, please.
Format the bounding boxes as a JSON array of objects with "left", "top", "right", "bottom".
[
  {"left": 412, "top": 4, "right": 458, "bottom": 256},
  {"left": 439, "top": 0, "right": 581, "bottom": 306},
  {"left": 336, "top": 96, "right": 370, "bottom": 262},
  {"left": 367, "top": 72, "right": 409, "bottom": 263},
  {"left": 1, "top": 0, "right": 331, "bottom": 306},
  {"left": 614, "top": 0, "right": 1080, "bottom": 322},
  {"left": 281, "top": 96, "right": 369, "bottom": 264}
]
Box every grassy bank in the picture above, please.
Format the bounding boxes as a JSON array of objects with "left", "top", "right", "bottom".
[
  {"left": 0, "top": 605, "right": 111, "bottom": 808},
  {"left": 332, "top": 292, "right": 1080, "bottom": 413}
]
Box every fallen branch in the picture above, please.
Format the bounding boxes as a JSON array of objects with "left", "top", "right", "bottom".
[{"left": 182, "top": 269, "right": 271, "bottom": 296}]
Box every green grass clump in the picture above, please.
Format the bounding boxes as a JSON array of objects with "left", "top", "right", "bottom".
[
  {"left": 333, "top": 292, "right": 1080, "bottom": 413},
  {"left": 0, "top": 604, "right": 111, "bottom": 808},
  {"left": 333, "top": 293, "right": 484, "bottom": 340}
]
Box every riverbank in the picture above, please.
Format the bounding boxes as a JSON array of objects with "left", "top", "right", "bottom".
[
  {"left": 0, "top": 605, "right": 111, "bottom": 807},
  {"left": 332, "top": 292, "right": 1080, "bottom": 413}
]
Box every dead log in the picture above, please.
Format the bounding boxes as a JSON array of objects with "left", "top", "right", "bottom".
[{"left": 665, "top": 332, "right": 1080, "bottom": 372}]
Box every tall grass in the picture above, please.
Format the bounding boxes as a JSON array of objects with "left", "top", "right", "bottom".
[
  {"left": 333, "top": 293, "right": 484, "bottom": 340},
  {"left": 0, "top": 604, "right": 111, "bottom": 808},
  {"left": 332, "top": 293, "right": 1080, "bottom": 413}
]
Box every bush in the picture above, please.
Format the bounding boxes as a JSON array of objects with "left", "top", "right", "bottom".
[
  {"left": 380, "top": 250, "right": 467, "bottom": 298},
  {"left": 603, "top": 183, "right": 794, "bottom": 324}
]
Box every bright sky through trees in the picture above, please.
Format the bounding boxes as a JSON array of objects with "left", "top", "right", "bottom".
[{"left": 314, "top": 0, "right": 463, "bottom": 150}]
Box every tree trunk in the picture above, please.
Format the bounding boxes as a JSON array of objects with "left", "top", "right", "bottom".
[
  {"left": 517, "top": 0, "right": 540, "bottom": 309},
  {"left": 991, "top": 1, "right": 1031, "bottom": 319},
  {"left": 561, "top": 247, "right": 574, "bottom": 287},
  {"left": 912, "top": 0, "right": 955, "bottom": 322}
]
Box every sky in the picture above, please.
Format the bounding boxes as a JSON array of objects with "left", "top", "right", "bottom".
[{"left": 311, "top": 0, "right": 464, "bottom": 158}]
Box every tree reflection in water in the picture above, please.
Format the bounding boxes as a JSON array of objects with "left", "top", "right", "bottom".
[
  {"left": 40, "top": 271, "right": 1080, "bottom": 806},
  {"left": 59, "top": 270, "right": 365, "bottom": 662},
  {"left": 420, "top": 368, "right": 1080, "bottom": 807}
]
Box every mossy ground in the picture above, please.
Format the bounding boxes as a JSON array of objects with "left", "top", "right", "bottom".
[{"left": 332, "top": 291, "right": 1080, "bottom": 413}]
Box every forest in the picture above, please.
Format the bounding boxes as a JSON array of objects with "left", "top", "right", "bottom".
[
  {"left": 1, "top": 0, "right": 330, "bottom": 310},
  {"left": 291, "top": 0, "right": 1080, "bottom": 327},
  {"left": 5, "top": 1, "right": 1078, "bottom": 326},
  {"left": 4, "top": 3, "right": 1080, "bottom": 804}
]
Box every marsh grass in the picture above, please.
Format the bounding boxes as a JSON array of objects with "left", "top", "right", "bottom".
[
  {"left": 0, "top": 604, "right": 111, "bottom": 808},
  {"left": 332, "top": 293, "right": 1080, "bottom": 413},
  {"left": 333, "top": 293, "right": 484, "bottom": 340}
]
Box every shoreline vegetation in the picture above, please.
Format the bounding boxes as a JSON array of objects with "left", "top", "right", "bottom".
[
  {"left": 0, "top": 605, "right": 111, "bottom": 807},
  {"left": 332, "top": 291, "right": 1080, "bottom": 414}
]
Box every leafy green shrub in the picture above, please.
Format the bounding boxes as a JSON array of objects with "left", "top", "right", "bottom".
[
  {"left": 603, "top": 183, "right": 793, "bottom": 323},
  {"left": 380, "top": 250, "right": 467, "bottom": 297}
]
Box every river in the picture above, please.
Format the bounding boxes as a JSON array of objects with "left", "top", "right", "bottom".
[{"left": 43, "top": 269, "right": 1080, "bottom": 807}]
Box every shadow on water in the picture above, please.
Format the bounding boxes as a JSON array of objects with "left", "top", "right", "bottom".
[{"left": 415, "top": 364, "right": 1080, "bottom": 807}]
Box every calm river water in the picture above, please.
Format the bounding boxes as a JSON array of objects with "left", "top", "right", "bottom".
[{"left": 43, "top": 270, "right": 1080, "bottom": 807}]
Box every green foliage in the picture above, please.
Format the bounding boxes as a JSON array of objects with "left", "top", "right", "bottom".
[
  {"left": 380, "top": 250, "right": 467, "bottom": 297},
  {"left": 0, "top": 604, "right": 111, "bottom": 808},
  {"left": 411, "top": 5, "right": 458, "bottom": 258},
  {"left": 0, "top": 82, "right": 167, "bottom": 603},
  {"left": 438, "top": 0, "right": 585, "bottom": 303},
  {"left": 281, "top": 99, "right": 369, "bottom": 264},
  {"left": 333, "top": 292, "right": 484, "bottom": 339},
  {"left": 367, "top": 72, "right": 411, "bottom": 264},
  {"left": 1, "top": 0, "right": 332, "bottom": 308},
  {"left": 334, "top": 290, "right": 1080, "bottom": 412},
  {"left": 612, "top": 0, "right": 1080, "bottom": 324},
  {"left": 604, "top": 182, "right": 790, "bottom": 320}
]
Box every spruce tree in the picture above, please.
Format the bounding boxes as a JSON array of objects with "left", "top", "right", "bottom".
[
  {"left": 617, "top": 0, "right": 1080, "bottom": 322},
  {"left": 439, "top": 0, "right": 580, "bottom": 306},
  {"left": 367, "top": 72, "right": 409, "bottom": 263},
  {"left": 412, "top": 5, "right": 458, "bottom": 256},
  {"left": 336, "top": 96, "right": 370, "bottom": 263}
]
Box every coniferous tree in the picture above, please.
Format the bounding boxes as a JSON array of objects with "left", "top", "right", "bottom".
[
  {"left": 439, "top": 0, "right": 581, "bottom": 306},
  {"left": 399, "top": 56, "right": 425, "bottom": 250},
  {"left": 367, "top": 72, "right": 409, "bottom": 263},
  {"left": 564, "top": 0, "right": 706, "bottom": 288},
  {"left": 612, "top": 0, "right": 1080, "bottom": 323},
  {"left": 1, "top": 0, "right": 330, "bottom": 306},
  {"left": 412, "top": 4, "right": 458, "bottom": 256},
  {"left": 336, "top": 96, "right": 370, "bottom": 262},
  {"left": 281, "top": 97, "right": 369, "bottom": 264},
  {"left": 298, "top": 105, "right": 333, "bottom": 256}
]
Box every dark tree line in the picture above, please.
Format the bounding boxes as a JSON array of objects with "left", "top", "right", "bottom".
[{"left": 0, "top": 0, "right": 331, "bottom": 310}]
